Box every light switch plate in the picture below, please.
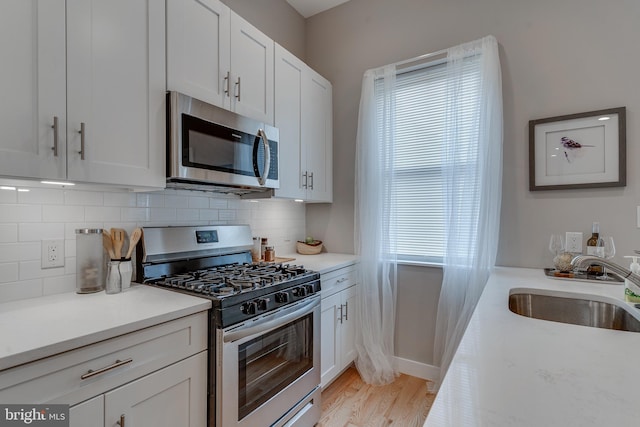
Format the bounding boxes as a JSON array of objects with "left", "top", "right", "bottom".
[{"left": 565, "top": 232, "right": 583, "bottom": 253}]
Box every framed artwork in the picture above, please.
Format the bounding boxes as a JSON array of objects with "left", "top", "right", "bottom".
[{"left": 529, "top": 107, "right": 626, "bottom": 191}]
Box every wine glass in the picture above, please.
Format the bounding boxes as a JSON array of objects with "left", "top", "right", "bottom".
[
  {"left": 597, "top": 236, "right": 616, "bottom": 279},
  {"left": 549, "top": 234, "right": 565, "bottom": 257}
]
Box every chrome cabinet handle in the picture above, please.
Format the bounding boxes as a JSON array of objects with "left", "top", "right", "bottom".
[
  {"left": 224, "top": 71, "right": 230, "bottom": 97},
  {"left": 343, "top": 301, "right": 348, "bottom": 321},
  {"left": 309, "top": 172, "right": 314, "bottom": 190},
  {"left": 235, "top": 76, "right": 241, "bottom": 101},
  {"left": 338, "top": 304, "right": 343, "bottom": 324},
  {"left": 302, "top": 172, "right": 308, "bottom": 189},
  {"left": 51, "top": 116, "right": 59, "bottom": 157},
  {"left": 116, "top": 414, "right": 125, "bottom": 427},
  {"left": 80, "top": 358, "right": 133, "bottom": 380},
  {"left": 78, "top": 122, "right": 86, "bottom": 160}
]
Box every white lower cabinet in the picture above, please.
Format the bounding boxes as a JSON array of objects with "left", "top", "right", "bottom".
[
  {"left": 320, "top": 265, "right": 358, "bottom": 388},
  {"left": 0, "top": 312, "right": 208, "bottom": 427}
]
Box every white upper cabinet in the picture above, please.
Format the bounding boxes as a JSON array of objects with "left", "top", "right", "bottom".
[
  {"left": 0, "top": 0, "right": 67, "bottom": 180},
  {"left": 167, "top": 0, "right": 274, "bottom": 124},
  {"left": 274, "top": 44, "right": 333, "bottom": 202},
  {"left": 0, "top": 0, "right": 166, "bottom": 189},
  {"left": 66, "top": 0, "right": 166, "bottom": 188},
  {"left": 167, "top": 0, "right": 230, "bottom": 108}
]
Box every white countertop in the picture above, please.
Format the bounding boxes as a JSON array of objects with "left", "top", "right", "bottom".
[
  {"left": 279, "top": 252, "right": 359, "bottom": 274},
  {"left": 424, "top": 267, "right": 640, "bottom": 427},
  {"left": 0, "top": 285, "right": 211, "bottom": 371}
]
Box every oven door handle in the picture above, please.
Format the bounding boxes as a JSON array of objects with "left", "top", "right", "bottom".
[
  {"left": 254, "top": 128, "right": 270, "bottom": 186},
  {"left": 224, "top": 296, "right": 319, "bottom": 343}
]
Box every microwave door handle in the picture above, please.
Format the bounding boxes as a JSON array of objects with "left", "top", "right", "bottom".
[{"left": 256, "top": 129, "right": 270, "bottom": 186}]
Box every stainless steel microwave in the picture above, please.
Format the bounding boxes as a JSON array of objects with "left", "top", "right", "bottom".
[{"left": 166, "top": 91, "right": 279, "bottom": 194}]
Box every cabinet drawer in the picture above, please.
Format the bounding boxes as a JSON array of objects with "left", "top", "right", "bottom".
[
  {"left": 0, "top": 312, "right": 208, "bottom": 406},
  {"left": 321, "top": 265, "right": 357, "bottom": 298}
]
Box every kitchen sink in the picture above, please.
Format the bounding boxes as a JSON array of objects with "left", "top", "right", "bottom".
[{"left": 508, "top": 291, "right": 640, "bottom": 332}]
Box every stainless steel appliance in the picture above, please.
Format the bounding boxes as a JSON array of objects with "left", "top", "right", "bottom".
[
  {"left": 167, "top": 91, "right": 279, "bottom": 195},
  {"left": 136, "top": 225, "right": 321, "bottom": 427}
]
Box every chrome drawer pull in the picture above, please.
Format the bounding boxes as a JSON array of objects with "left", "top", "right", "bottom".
[
  {"left": 80, "top": 358, "right": 133, "bottom": 380},
  {"left": 336, "top": 278, "right": 348, "bottom": 283}
]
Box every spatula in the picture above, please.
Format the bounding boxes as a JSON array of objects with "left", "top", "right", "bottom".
[
  {"left": 125, "top": 228, "right": 142, "bottom": 260},
  {"left": 110, "top": 228, "right": 126, "bottom": 260},
  {"left": 102, "top": 230, "right": 116, "bottom": 260}
]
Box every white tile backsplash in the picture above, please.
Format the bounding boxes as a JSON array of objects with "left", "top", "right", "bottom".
[{"left": 0, "top": 187, "right": 306, "bottom": 303}]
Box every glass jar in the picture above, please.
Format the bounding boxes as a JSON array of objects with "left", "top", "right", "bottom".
[
  {"left": 75, "top": 229, "right": 104, "bottom": 293},
  {"left": 264, "top": 246, "right": 275, "bottom": 262}
]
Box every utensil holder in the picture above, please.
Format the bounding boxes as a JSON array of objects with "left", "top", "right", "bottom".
[
  {"left": 106, "top": 261, "right": 122, "bottom": 294},
  {"left": 119, "top": 260, "right": 133, "bottom": 290}
]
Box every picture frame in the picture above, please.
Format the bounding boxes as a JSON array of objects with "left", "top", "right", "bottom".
[{"left": 529, "top": 107, "right": 626, "bottom": 191}]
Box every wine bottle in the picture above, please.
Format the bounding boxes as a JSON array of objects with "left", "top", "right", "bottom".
[{"left": 586, "top": 222, "right": 603, "bottom": 274}]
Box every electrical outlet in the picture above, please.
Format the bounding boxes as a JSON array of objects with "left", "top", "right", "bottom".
[
  {"left": 42, "top": 239, "right": 64, "bottom": 269},
  {"left": 565, "top": 232, "right": 583, "bottom": 254}
]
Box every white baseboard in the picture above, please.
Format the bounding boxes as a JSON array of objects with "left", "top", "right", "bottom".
[{"left": 394, "top": 356, "right": 440, "bottom": 382}]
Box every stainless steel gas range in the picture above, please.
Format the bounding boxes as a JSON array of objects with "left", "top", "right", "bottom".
[{"left": 136, "top": 225, "right": 321, "bottom": 427}]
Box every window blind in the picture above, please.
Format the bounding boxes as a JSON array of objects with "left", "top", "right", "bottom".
[{"left": 376, "top": 58, "right": 481, "bottom": 263}]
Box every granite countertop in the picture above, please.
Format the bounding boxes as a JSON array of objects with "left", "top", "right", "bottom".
[
  {"left": 0, "top": 284, "right": 211, "bottom": 371},
  {"left": 425, "top": 267, "right": 640, "bottom": 427},
  {"left": 278, "top": 252, "right": 359, "bottom": 274}
]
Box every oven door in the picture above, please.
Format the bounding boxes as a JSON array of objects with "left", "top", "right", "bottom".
[{"left": 217, "top": 295, "right": 320, "bottom": 427}]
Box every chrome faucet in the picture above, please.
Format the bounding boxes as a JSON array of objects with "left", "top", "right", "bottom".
[{"left": 571, "top": 255, "right": 640, "bottom": 287}]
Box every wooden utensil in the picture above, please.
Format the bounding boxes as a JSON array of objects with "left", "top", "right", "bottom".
[
  {"left": 110, "top": 228, "right": 125, "bottom": 259},
  {"left": 102, "top": 230, "right": 116, "bottom": 259},
  {"left": 125, "top": 228, "right": 142, "bottom": 260}
]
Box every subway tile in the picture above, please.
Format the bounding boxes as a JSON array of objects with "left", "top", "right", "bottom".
[
  {"left": 19, "top": 260, "right": 66, "bottom": 280},
  {"left": 104, "top": 191, "right": 137, "bottom": 207},
  {"left": 18, "top": 223, "right": 65, "bottom": 241},
  {"left": 137, "top": 193, "right": 165, "bottom": 208},
  {"left": 0, "top": 205, "right": 42, "bottom": 223},
  {"left": 209, "top": 198, "right": 228, "bottom": 209},
  {"left": 18, "top": 188, "right": 64, "bottom": 205},
  {"left": 0, "top": 279, "right": 43, "bottom": 302},
  {"left": 0, "top": 224, "right": 18, "bottom": 243},
  {"left": 0, "top": 242, "right": 41, "bottom": 262},
  {"left": 65, "top": 223, "right": 104, "bottom": 239},
  {"left": 64, "top": 257, "right": 75, "bottom": 275},
  {"left": 0, "top": 189, "right": 18, "bottom": 204},
  {"left": 43, "top": 205, "right": 84, "bottom": 222},
  {"left": 150, "top": 208, "right": 177, "bottom": 222},
  {"left": 219, "top": 210, "right": 236, "bottom": 221},
  {"left": 121, "top": 207, "right": 151, "bottom": 222},
  {"left": 64, "top": 190, "right": 104, "bottom": 206},
  {"left": 165, "top": 195, "right": 190, "bottom": 208},
  {"left": 43, "top": 274, "right": 76, "bottom": 295},
  {"left": 85, "top": 206, "right": 121, "bottom": 222},
  {"left": 188, "top": 196, "right": 209, "bottom": 209},
  {"left": 65, "top": 239, "right": 76, "bottom": 258},
  {"left": 0, "top": 263, "right": 19, "bottom": 283},
  {"left": 176, "top": 209, "right": 200, "bottom": 222},
  {"left": 235, "top": 210, "right": 251, "bottom": 222},
  {"left": 199, "top": 209, "right": 219, "bottom": 221}
]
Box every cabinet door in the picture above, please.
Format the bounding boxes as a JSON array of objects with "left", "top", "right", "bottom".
[
  {"left": 0, "top": 0, "right": 66, "bottom": 180},
  {"left": 66, "top": 0, "right": 165, "bottom": 188},
  {"left": 341, "top": 285, "right": 358, "bottom": 367},
  {"left": 105, "top": 351, "right": 207, "bottom": 427},
  {"left": 274, "top": 44, "right": 306, "bottom": 200},
  {"left": 303, "top": 71, "right": 333, "bottom": 202},
  {"left": 229, "top": 12, "right": 274, "bottom": 124},
  {"left": 70, "top": 395, "right": 103, "bottom": 427},
  {"left": 320, "top": 292, "right": 341, "bottom": 388},
  {"left": 167, "top": 0, "right": 231, "bottom": 108}
]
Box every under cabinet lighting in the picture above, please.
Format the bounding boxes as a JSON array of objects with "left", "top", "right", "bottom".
[
  {"left": 17, "top": 189, "right": 30, "bottom": 192},
  {"left": 0, "top": 186, "right": 16, "bottom": 190},
  {"left": 598, "top": 116, "right": 611, "bottom": 121},
  {"left": 294, "top": 199, "right": 304, "bottom": 203},
  {"left": 41, "top": 181, "right": 75, "bottom": 186}
]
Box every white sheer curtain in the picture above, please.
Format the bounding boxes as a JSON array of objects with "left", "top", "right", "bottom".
[
  {"left": 353, "top": 64, "right": 398, "bottom": 385},
  {"left": 433, "top": 35, "right": 503, "bottom": 387}
]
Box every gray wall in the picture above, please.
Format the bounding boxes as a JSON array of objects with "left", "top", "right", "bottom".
[
  {"left": 304, "top": 0, "right": 640, "bottom": 366},
  {"left": 221, "top": 0, "right": 306, "bottom": 59}
]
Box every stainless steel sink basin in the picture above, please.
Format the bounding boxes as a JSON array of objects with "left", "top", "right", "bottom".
[{"left": 509, "top": 292, "right": 640, "bottom": 332}]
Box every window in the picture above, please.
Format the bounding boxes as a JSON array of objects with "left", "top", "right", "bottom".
[{"left": 376, "top": 58, "right": 481, "bottom": 263}]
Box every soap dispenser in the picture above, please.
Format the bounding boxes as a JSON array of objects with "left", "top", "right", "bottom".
[{"left": 623, "top": 256, "right": 640, "bottom": 302}]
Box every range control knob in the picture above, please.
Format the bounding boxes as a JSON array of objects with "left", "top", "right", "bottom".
[
  {"left": 293, "top": 286, "right": 307, "bottom": 297},
  {"left": 241, "top": 301, "right": 257, "bottom": 315},
  {"left": 304, "top": 284, "right": 315, "bottom": 295},
  {"left": 275, "top": 292, "right": 289, "bottom": 303},
  {"left": 255, "top": 298, "right": 268, "bottom": 311}
]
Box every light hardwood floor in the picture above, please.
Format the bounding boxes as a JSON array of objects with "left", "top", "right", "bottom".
[{"left": 318, "top": 367, "right": 436, "bottom": 427}]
